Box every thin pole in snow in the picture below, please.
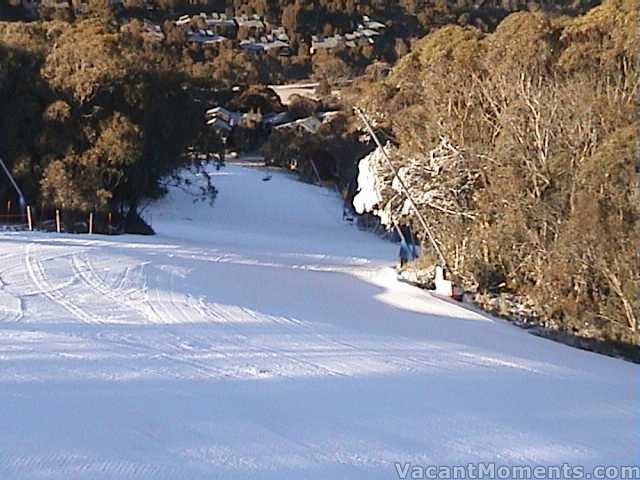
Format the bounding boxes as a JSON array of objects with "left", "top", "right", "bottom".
[
  {"left": 309, "top": 159, "right": 322, "bottom": 185},
  {"left": 353, "top": 107, "right": 448, "bottom": 269},
  {"left": 26, "top": 206, "right": 33, "bottom": 231},
  {"left": 0, "top": 157, "right": 26, "bottom": 210}
]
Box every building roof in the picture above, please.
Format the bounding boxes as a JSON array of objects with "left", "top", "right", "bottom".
[
  {"left": 275, "top": 116, "right": 323, "bottom": 134},
  {"left": 206, "top": 117, "right": 232, "bottom": 131},
  {"left": 311, "top": 35, "right": 344, "bottom": 50},
  {"left": 205, "top": 17, "right": 236, "bottom": 27},
  {"left": 360, "top": 29, "right": 381, "bottom": 37},
  {"left": 206, "top": 107, "right": 242, "bottom": 127},
  {"left": 240, "top": 38, "right": 290, "bottom": 53},
  {"left": 235, "top": 15, "right": 265, "bottom": 29},
  {"left": 188, "top": 31, "right": 227, "bottom": 44},
  {"left": 364, "top": 20, "right": 386, "bottom": 30},
  {"left": 262, "top": 111, "right": 293, "bottom": 127}
]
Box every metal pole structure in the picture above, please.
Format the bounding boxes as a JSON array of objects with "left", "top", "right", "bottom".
[
  {"left": 0, "top": 157, "right": 26, "bottom": 209},
  {"left": 353, "top": 107, "right": 448, "bottom": 269}
]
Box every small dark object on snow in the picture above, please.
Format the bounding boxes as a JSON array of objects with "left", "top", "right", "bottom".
[
  {"left": 262, "top": 174, "right": 272, "bottom": 182},
  {"left": 399, "top": 242, "right": 410, "bottom": 268}
]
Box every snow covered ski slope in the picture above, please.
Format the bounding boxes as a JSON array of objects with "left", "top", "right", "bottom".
[{"left": 0, "top": 164, "right": 638, "bottom": 479}]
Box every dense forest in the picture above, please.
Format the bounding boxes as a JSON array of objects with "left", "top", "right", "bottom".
[
  {"left": 343, "top": 0, "right": 639, "bottom": 349},
  {"left": 3, "top": 0, "right": 602, "bottom": 81},
  {"left": 5, "top": 0, "right": 587, "bottom": 227},
  {"left": 0, "top": 7, "right": 224, "bottom": 231}
]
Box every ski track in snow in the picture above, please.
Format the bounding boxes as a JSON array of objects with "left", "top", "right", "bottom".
[
  {"left": 24, "top": 243, "right": 102, "bottom": 325},
  {"left": 0, "top": 164, "right": 638, "bottom": 479}
]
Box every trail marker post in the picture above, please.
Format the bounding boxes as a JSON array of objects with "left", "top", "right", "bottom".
[{"left": 26, "top": 206, "right": 33, "bottom": 231}]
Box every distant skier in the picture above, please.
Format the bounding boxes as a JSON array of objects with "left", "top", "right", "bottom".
[
  {"left": 342, "top": 206, "right": 354, "bottom": 223},
  {"left": 398, "top": 240, "right": 410, "bottom": 269}
]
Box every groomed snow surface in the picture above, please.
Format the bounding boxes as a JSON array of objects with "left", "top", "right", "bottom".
[{"left": 0, "top": 164, "right": 637, "bottom": 479}]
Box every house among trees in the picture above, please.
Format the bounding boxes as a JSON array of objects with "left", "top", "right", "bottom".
[
  {"left": 204, "top": 12, "right": 236, "bottom": 36},
  {"left": 240, "top": 35, "right": 291, "bottom": 56},
  {"left": 275, "top": 116, "right": 323, "bottom": 135},
  {"left": 235, "top": 14, "right": 266, "bottom": 38},
  {"left": 141, "top": 18, "right": 164, "bottom": 40},
  {"left": 206, "top": 107, "right": 243, "bottom": 132},
  {"left": 188, "top": 29, "right": 226, "bottom": 44},
  {"left": 344, "top": 31, "right": 374, "bottom": 48},
  {"left": 311, "top": 35, "right": 344, "bottom": 53},
  {"left": 311, "top": 16, "right": 385, "bottom": 54},
  {"left": 174, "top": 12, "right": 292, "bottom": 52},
  {"left": 234, "top": 14, "right": 265, "bottom": 30},
  {"left": 176, "top": 14, "right": 191, "bottom": 26},
  {"left": 262, "top": 111, "right": 293, "bottom": 128},
  {"left": 167, "top": 11, "right": 381, "bottom": 58},
  {"left": 361, "top": 16, "right": 386, "bottom": 31}
]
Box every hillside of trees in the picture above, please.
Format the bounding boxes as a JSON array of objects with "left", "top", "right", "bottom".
[
  {"left": 0, "top": 11, "right": 225, "bottom": 231},
  {"left": 7, "top": 0, "right": 594, "bottom": 228},
  {"left": 342, "top": 0, "right": 638, "bottom": 349},
  {"left": 4, "top": 0, "right": 602, "bottom": 82}
]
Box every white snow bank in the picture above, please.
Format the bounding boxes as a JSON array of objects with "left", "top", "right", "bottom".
[{"left": 352, "top": 145, "right": 397, "bottom": 227}]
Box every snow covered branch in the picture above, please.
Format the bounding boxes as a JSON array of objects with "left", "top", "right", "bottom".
[{"left": 353, "top": 138, "right": 480, "bottom": 229}]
